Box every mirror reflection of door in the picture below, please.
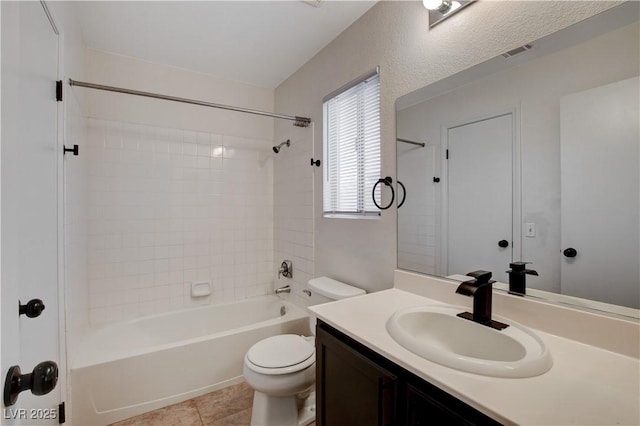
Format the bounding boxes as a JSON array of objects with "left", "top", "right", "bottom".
[
  {"left": 445, "top": 113, "right": 514, "bottom": 283},
  {"left": 560, "top": 77, "right": 639, "bottom": 308}
]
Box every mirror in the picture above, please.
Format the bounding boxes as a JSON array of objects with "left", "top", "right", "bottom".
[{"left": 396, "top": 2, "right": 639, "bottom": 318}]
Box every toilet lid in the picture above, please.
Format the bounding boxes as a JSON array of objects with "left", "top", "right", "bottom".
[{"left": 247, "top": 335, "right": 314, "bottom": 368}]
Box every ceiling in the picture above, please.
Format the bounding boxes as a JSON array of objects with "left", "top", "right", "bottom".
[{"left": 73, "top": 1, "right": 377, "bottom": 89}]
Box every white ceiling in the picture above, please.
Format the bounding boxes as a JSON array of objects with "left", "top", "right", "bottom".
[{"left": 73, "top": 1, "right": 377, "bottom": 89}]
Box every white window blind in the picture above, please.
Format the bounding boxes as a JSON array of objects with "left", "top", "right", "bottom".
[{"left": 323, "top": 71, "right": 381, "bottom": 217}]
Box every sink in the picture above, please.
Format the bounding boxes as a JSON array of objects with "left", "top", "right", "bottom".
[{"left": 386, "top": 305, "right": 553, "bottom": 378}]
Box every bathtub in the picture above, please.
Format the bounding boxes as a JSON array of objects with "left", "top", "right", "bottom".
[{"left": 70, "top": 296, "right": 310, "bottom": 425}]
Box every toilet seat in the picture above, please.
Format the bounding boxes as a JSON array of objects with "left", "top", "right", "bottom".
[{"left": 245, "top": 335, "right": 315, "bottom": 375}]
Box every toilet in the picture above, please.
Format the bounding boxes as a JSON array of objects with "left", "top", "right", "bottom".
[{"left": 243, "top": 277, "right": 365, "bottom": 426}]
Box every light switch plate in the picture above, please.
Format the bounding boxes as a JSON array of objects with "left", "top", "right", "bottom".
[{"left": 525, "top": 222, "right": 536, "bottom": 238}]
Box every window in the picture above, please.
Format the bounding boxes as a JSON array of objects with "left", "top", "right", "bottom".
[{"left": 323, "top": 69, "right": 381, "bottom": 217}]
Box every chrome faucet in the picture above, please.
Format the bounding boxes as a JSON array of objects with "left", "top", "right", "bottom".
[
  {"left": 506, "top": 261, "right": 538, "bottom": 296},
  {"left": 455, "top": 270, "right": 508, "bottom": 330},
  {"left": 275, "top": 285, "right": 291, "bottom": 295},
  {"left": 278, "top": 260, "right": 292, "bottom": 279}
]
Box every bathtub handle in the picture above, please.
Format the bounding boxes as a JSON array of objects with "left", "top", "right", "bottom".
[{"left": 278, "top": 260, "right": 293, "bottom": 279}]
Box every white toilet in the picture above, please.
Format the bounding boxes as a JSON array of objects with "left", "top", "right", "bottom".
[{"left": 243, "top": 277, "right": 365, "bottom": 426}]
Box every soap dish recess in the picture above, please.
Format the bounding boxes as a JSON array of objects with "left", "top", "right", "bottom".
[{"left": 191, "top": 281, "right": 211, "bottom": 297}]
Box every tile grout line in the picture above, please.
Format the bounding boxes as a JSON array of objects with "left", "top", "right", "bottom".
[{"left": 195, "top": 399, "right": 205, "bottom": 426}]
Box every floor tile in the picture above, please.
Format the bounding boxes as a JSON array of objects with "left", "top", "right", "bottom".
[
  {"left": 110, "top": 399, "right": 202, "bottom": 426},
  {"left": 193, "top": 381, "right": 253, "bottom": 425},
  {"left": 205, "top": 407, "right": 252, "bottom": 426},
  {"left": 109, "top": 381, "right": 318, "bottom": 426}
]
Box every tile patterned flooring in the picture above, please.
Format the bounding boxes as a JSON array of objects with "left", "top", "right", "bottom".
[{"left": 110, "top": 381, "right": 316, "bottom": 426}]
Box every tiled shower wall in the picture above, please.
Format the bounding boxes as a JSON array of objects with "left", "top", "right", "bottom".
[
  {"left": 273, "top": 124, "right": 315, "bottom": 307},
  {"left": 86, "top": 118, "right": 274, "bottom": 324},
  {"left": 396, "top": 145, "right": 439, "bottom": 275}
]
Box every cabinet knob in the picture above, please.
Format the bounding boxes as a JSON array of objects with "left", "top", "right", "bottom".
[
  {"left": 563, "top": 248, "right": 578, "bottom": 258},
  {"left": 498, "top": 240, "right": 509, "bottom": 248}
]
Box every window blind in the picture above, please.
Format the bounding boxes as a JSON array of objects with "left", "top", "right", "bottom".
[{"left": 323, "top": 72, "right": 381, "bottom": 216}]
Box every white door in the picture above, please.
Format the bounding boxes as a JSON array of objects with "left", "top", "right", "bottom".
[
  {"left": 560, "top": 77, "right": 639, "bottom": 308},
  {"left": 1, "top": 1, "right": 62, "bottom": 423},
  {"left": 446, "top": 113, "right": 514, "bottom": 283}
]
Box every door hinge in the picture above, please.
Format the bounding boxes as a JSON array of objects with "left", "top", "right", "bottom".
[
  {"left": 56, "top": 80, "right": 63, "bottom": 102},
  {"left": 58, "top": 401, "right": 65, "bottom": 424},
  {"left": 446, "top": 149, "right": 449, "bottom": 160}
]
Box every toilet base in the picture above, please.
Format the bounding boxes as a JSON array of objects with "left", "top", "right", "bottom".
[{"left": 250, "top": 388, "right": 315, "bottom": 426}]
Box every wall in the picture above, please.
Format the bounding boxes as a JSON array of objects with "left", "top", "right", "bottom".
[
  {"left": 397, "top": 143, "right": 438, "bottom": 275},
  {"left": 48, "top": 0, "right": 90, "bottom": 356},
  {"left": 396, "top": 19, "right": 639, "bottom": 292},
  {"left": 273, "top": 123, "right": 315, "bottom": 306},
  {"left": 274, "top": 0, "right": 619, "bottom": 295},
  {"left": 85, "top": 118, "right": 274, "bottom": 324},
  {"left": 81, "top": 50, "right": 277, "bottom": 325}
]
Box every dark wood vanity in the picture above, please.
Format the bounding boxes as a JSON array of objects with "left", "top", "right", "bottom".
[{"left": 316, "top": 320, "right": 502, "bottom": 426}]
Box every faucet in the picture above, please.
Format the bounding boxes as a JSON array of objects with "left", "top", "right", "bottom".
[
  {"left": 455, "top": 270, "right": 508, "bottom": 330},
  {"left": 278, "top": 260, "right": 292, "bottom": 279},
  {"left": 275, "top": 285, "right": 291, "bottom": 295},
  {"left": 506, "top": 261, "right": 538, "bottom": 296}
]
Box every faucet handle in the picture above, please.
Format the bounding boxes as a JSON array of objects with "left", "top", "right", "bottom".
[
  {"left": 507, "top": 261, "right": 539, "bottom": 276},
  {"left": 465, "top": 270, "right": 494, "bottom": 285},
  {"left": 278, "top": 260, "right": 293, "bottom": 279}
]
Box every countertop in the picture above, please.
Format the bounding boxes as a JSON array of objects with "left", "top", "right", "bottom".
[{"left": 309, "top": 288, "right": 640, "bottom": 426}]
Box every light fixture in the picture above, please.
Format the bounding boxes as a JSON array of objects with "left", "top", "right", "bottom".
[
  {"left": 423, "top": 0, "right": 452, "bottom": 13},
  {"left": 424, "top": 0, "right": 474, "bottom": 28}
]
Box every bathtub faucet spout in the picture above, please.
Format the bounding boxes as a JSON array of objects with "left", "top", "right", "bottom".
[{"left": 275, "top": 285, "right": 291, "bottom": 295}]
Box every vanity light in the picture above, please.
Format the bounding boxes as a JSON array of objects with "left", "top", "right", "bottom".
[
  {"left": 423, "top": 0, "right": 452, "bottom": 13},
  {"left": 425, "top": 0, "right": 474, "bottom": 28}
]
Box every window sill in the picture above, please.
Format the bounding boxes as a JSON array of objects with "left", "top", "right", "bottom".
[{"left": 323, "top": 213, "right": 381, "bottom": 220}]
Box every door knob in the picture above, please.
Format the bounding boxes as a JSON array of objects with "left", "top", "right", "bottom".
[
  {"left": 19, "top": 299, "right": 45, "bottom": 318},
  {"left": 3, "top": 361, "right": 58, "bottom": 406},
  {"left": 498, "top": 240, "right": 509, "bottom": 248},
  {"left": 563, "top": 248, "right": 578, "bottom": 258}
]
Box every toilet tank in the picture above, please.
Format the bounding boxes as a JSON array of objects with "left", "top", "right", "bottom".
[
  {"left": 307, "top": 276, "right": 366, "bottom": 305},
  {"left": 306, "top": 277, "right": 366, "bottom": 335}
]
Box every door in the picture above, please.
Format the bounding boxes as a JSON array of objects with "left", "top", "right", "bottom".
[
  {"left": 445, "top": 113, "right": 514, "bottom": 283},
  {"left": 560, "top": 77, "right": 639, "bottom": 308},
  {"left": 1, "top": 1, "right": 62, "bottom": 422}
]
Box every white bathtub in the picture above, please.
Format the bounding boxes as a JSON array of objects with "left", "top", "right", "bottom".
[{"left": 70, "top": 296, "right": 310, "bottom": 425}]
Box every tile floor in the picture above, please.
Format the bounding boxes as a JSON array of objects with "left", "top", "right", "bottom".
[{"left": 110, "top": 381, "right": 316, "bottom": 426}]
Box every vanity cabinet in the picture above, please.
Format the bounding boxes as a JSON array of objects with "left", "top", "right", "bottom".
[{"left": 316, "top": 320, "right": 502, "bottom": 426}]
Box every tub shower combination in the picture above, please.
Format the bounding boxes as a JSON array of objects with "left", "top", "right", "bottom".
[
  {"left": 71, "top": 296, "right": 309, "bottom": 425},
  {"left": 68, "top": 79, "right": 314, "bottom": 425}
]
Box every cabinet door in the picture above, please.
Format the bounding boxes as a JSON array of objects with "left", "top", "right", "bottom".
[
  {"left": 316, "top": 324, "right": 398, "bottom": 426},
  {"left": 406, "top": 384, "right": 474, "bottom": 426}
]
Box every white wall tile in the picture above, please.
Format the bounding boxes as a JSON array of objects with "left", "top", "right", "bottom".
[{"left": 86, "top": 119, "right": 274, "bottom": 324}]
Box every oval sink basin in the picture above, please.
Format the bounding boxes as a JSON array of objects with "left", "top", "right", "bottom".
[{"left": 386, "top": 305, "right": 552, "bottom": 378}]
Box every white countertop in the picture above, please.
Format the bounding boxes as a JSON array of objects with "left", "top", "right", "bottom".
[{"left": 310, "top": 288, "right": 640, "bottom": 426}]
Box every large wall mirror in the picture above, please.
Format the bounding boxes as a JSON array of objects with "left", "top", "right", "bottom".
[{"left": 396, "top": 2, "right": 639, "bottom": 318}]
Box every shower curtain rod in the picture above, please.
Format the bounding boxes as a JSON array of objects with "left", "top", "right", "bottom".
[
  {"left": 397, "top": 138, "right": 426, "bottom": 147},
  {"left": 68, "top": 79, "right": 311, "bottom": 128}
]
